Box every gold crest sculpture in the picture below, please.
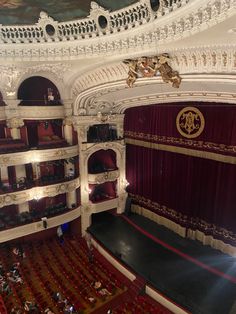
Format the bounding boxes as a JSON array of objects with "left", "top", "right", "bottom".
[{"left": 123, "top": 54, "right": 181, "bottom": 88}]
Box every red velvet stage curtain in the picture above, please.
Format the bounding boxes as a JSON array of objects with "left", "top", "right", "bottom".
[
  {"left": 125, "top": 102, "right": 236, "bottom": 244},
  {"left": 126, "top": 145, "right": 236, "bottom": 234},
  {"left": 124, "top": 102, "right": 236, "bottom": 146}
]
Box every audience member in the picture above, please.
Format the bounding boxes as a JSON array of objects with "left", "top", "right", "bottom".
[
  {"left": 10, "top": 306, "right": 22, "bottom": 314},
  {"left": 44, "top": 308, "right": 54, "bottom": 314},
  {"left": 24, "top": 300, "right": 39, "bottom": 312},
  {"left": 1, "top": 280, "right": 11, "bottom": 295},
  {"left": 57, "top": 226, "right": 64, "bottom": 244}
]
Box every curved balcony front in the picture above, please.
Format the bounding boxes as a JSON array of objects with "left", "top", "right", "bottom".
[
  {"left": 0, "top": 206, "right": 81, "bottom": 243},
  {"left": 0, "top": 145, "right": 79, "bottom": 167},
  {"left": 0, "top": 177, "right": 80, "bottom": 208},
  {"left": 89, "top": 197, "right": 119, "bottom": 214}
]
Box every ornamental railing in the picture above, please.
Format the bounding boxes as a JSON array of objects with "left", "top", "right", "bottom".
[{"left": 0, "top": 0, "right": 190, "bottom": 44}]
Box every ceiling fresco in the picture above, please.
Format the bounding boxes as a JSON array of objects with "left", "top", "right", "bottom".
[{"left": 0, "top": 0, "right": 138, "bottom": 25}]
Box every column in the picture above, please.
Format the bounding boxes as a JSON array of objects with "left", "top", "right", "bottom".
[
  {"left": 62, "top": 99, "right": 73, "bottom": 117},
  {"left": 66, "top": 191, "right": 77, "bottom": 209},
  {"left": 64, "top": 161, "right": 75, "bottom": 179},
  {"left": 6, "top": 118, "right": 24, "bottom": 140},
  {"left": 0, "top": 166, "right": 8, "bottom": 184},
  {"left": 81, "top": 205, "right": 92, "bottom": 235},
  {"left": 32, "top": 163, "right": 39, "bottom": 181},
  {"left": 63, "top": 116, "right": 73, "bottom": 145}
]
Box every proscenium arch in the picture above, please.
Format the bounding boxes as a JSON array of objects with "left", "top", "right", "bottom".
[{"left": 73, "top": 74, "right": 236, "bottom": 115}]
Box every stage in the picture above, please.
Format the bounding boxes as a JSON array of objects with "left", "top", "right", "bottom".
[{"left": 89, "top": 211, "right": 236, "bottom": 314}]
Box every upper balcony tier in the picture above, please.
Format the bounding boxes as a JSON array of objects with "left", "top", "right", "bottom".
[{"left": 0, "top": 0, "right": 189, "bottom": 44}]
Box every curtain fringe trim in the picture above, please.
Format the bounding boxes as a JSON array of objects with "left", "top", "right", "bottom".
[{"left": 132, "top": 204, "right": 236, "bottom": 256}]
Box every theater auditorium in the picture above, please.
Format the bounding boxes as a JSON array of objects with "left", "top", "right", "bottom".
[{"left": 0, "top": 0, "right": 235, "bottom": 313}]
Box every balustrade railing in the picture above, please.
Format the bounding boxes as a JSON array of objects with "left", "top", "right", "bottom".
[{"left": 0, "top": 0, "right": 190, "bottom": 44}]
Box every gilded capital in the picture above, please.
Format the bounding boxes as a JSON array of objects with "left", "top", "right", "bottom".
[{"left": 6, "top": 117, "right": 24, "bottom": 129}]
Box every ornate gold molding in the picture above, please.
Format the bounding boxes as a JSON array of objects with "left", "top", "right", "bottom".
[
  {"left": 0, "top": 178, "right": 80, "bottom": 208},
  {"left": 123, "top": 54, "right": 181, "bottom": 88}
]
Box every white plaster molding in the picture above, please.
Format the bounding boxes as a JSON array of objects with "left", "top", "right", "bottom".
[
  {"left": 0, "top": 207, "right": 81, "bottom": 243},
  {"left": 89, "top": 197, "right": 119, "bottom": 213},
  {"left": 19, "top": 105, "right": 64, "bottom": 119},
  {"left": 81, "top": 140, "right": 125, "bottom": 157},
  {"left": 72, "top": 47, "right": 236, "bottom": 94},
  {"left": 0, "top": 63, "right": 71, "bottom": 100},
  {"left": 88, "top": 170, "right": 119, "bottom": 184},
  {"left": 0, "top": 178, "right": 80, "bottom": 208},
  {"left": 0, "top": 0, "right": 234, "bottom": 61},
  {"left": 0, "top": 145, "right": 79, "bottom": 167},
  {"left": 73, "top": 73, "right": 236, "bottom": 115}
]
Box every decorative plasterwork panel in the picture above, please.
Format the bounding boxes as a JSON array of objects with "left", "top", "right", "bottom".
[
  {"left": 89, "top": 197, "right": 119, "bottom": 214},
  {"left": 72, "top": 62, "right": 128, "bottom": 97},
  {"left": 0, "top": 207, "right": 81, "bottom": 243},
  {"left": 19, "top": 106, "right": 64, "bottom": 120},
  {"left": 0, "top": 63, "right": 71, "bottom": 98},
  {"left": 73, "top": 113, "right": 124, "bottom": 126},
  {"left": 6, "top": 117, "right": 24, "bottom": 128},
  {"left": 72, "top": 48, "right": 236, "bottom": 115},
  {"left": 0, "top": 145, "right": 79, "bottom": 167},
  {"left": 88, "top": 170, "right": 119, "bottom": 184},
  {"left": 81, "top": 140, "right": 125, "bottom": 156},
  {"left": 0, "top": 178, "right": 80, "bottom": 208}
]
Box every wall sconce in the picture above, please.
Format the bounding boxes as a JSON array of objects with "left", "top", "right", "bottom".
[
  {"left": 122, "top": 179, "right": 130, "bottom": 189},
  {"left": 85, "top": 187, "right": 92, "bottom": 194}
]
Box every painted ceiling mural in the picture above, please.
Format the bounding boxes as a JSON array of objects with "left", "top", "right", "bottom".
[{"left": 0, "top": 0, "right": 138, "bottom": 25}]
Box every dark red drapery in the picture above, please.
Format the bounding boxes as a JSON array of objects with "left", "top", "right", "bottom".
[{"left": 125, "top": 102, "right": 236, "bottom": 244}]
